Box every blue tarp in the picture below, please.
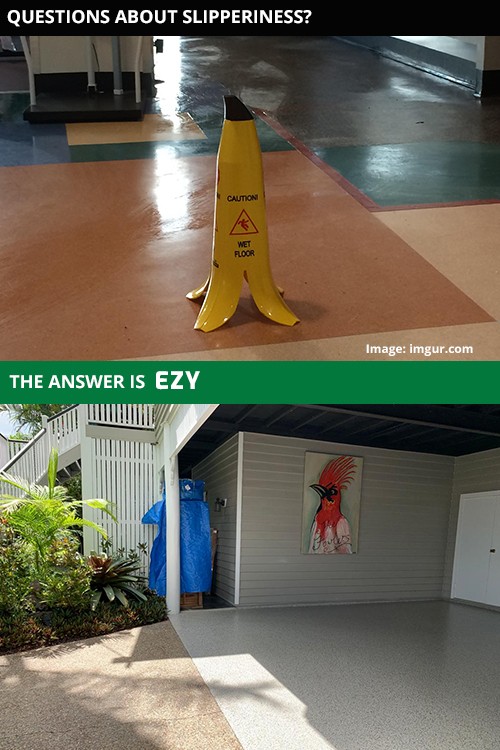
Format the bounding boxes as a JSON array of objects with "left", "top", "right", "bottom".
[
  {"left": 141, "top": 494, "right": 166, "bottom": 596},
  {"left": 180, "top": 479, "right": 205, "bottom": 501},
  {"left": 180, "top": 499, "right": 212, "bottom": 594},
  {"left": 141, "top": 480, "right": 211, "bottom": 596}
]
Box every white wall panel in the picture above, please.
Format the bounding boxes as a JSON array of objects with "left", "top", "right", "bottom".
[
  {"left": 240, "top": 432, "right": 454, "bottom": 607},
  {"left": 193, "top": 434, "right": 239, "bottom": 604}
]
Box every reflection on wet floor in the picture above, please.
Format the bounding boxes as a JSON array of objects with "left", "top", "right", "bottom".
[{"left": 1, "top": 36, "right": 500, "bottom": 360}]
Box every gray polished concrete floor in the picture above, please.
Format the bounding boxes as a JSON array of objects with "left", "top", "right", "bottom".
[{"left": 170, "top": 601, "right": 500, "bottom": 750}]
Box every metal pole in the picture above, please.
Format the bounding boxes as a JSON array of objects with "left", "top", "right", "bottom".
[
  {"left": 112, "top": 36, "right": 123, "bottom": 95},
  {"left": 20, "top": 36, "right": 36, "bottom": 106},
  {"left": 86, "top": 36, "right": 96, "bottom": 93},
  {"left": 134, "top": 36, "right": 144, "bottom": 103}
]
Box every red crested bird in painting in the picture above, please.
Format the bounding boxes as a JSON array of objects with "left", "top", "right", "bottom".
[{"left": 309, "top": 455, "right": 357, "bottom": 554}]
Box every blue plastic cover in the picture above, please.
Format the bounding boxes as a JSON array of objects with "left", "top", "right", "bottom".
[
  {"left": 180, "top": 499, "right": 212, "bottom": 594},
  {"left": 180, "top": 478, "right": 205, "bottom": 501},
  {"left": 141, "top": 483, "right": 212, "bottom": 597},
  {"left": 141, "top": 495, "right": 166, "bottom": 596}
]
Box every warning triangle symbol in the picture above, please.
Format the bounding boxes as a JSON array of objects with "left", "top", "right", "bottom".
[{"left": 230, "top": 209, "right": 259, "bottom": 235}]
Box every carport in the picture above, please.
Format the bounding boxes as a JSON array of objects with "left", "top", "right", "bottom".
[
  {"left": 168, "top": 404, "right": 500, "bottom": 750},
  {"left": 177, "top": 404, "right": 500, "bottom": 611}
]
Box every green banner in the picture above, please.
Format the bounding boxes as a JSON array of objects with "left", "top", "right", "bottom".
[{"left": 1, "top": 360, "right": 499, "bottom": 404}]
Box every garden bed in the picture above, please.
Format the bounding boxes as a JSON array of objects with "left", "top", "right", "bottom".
[
  {"left": 0, "top": 590, "right": 168, "bottom": 655},
  {"left": 0, "top": 447, "right": 168, "bottom": 656}
]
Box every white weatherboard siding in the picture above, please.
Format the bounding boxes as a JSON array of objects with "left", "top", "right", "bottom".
[
  {"left": 239, "top": 433, "right": 454, "bottom": 607},
  {"left": 443, "top": 446, "right": 500, "bottom": 598},
  {"left": 193, "top": 434, "right": 239, "bottom": 604}
]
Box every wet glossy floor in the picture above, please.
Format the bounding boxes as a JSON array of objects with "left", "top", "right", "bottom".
[{"left": 2, "top": 36, "right": 500, "bottom": 361}]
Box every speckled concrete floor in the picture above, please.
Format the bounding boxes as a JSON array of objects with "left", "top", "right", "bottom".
[{"left": 170, "top": 601, "right": 500, "bottom": 750}]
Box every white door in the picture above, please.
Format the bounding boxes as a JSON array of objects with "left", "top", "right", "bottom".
[
  {"left": 451, "top": 492, "right": 499, "bottom": 606},
  {"left": 485, "top": 497, "right": 500, "bottom": 605}
]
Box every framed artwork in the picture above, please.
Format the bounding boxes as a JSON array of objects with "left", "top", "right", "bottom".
[{"left": 301, "top": 451, "right": 363, "bottom": 554}]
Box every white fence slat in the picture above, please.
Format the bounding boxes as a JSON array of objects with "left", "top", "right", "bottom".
[{"left": 83, "top": 436, "right": 156, "bottom": 576}]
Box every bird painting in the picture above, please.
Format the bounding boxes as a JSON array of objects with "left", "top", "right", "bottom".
[{"left": 307, "top": 454, "right": 359, "bottom": 554}]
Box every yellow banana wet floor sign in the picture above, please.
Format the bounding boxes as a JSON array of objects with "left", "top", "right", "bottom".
[{"left": 187, "top": 95, "right": 300, "bottom": 332}]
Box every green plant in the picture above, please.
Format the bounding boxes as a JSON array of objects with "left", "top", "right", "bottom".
[
  {"left": 39, "top": 537, "right": 92, "bottom": 611},
  {"left": 100, "top": 537, "right": 148, "bottom": 563},
  {"left": 0, "top": 590, "right": 168, "bottom": 654},
  {"left": 131, "top": 589, "right": 168, "bottom": 623},
  {"left": 88, "top": 554, "right": 148, "bottom": 610},
  {"left": 63, "top": 472, "right": 82, "bottom": 503},
  {"left": 0, "top": 448, "right": 116, "bottom": 580},
  {"left": 0, "top": 612, "right": 53, "bottom": 653},
  {"left": 0, "top": 516, "right": 35, "bottom": 615},
  {"left": 0, "top": 404, "right": 71, "bottom": 435},
  {"left": 40, "top": 566, "right": 92, "bottom": 611}
]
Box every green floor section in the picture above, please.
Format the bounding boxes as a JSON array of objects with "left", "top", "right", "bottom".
[
  {"left": 69, "top": 139, "right": 215, "bottom": 163},
  {"left": 0, "top": 92, "right": 30, "bottom": 122},
  {"left": 5, "top": 82, "right": 500, "bottom": 210},
  {"left": 315, "top": 141, "right": 500, "bottom": 206},
  {"left": 69, "top": 117, "right": 293, "bottom": 163}
]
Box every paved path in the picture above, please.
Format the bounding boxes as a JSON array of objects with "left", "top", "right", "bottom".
[{"left": 0, "top": 621, "right": 242, "bottom": 750}]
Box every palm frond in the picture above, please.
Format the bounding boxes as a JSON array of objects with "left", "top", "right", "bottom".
[
  {"left": 0, "top": 472, "right": 34, "bottom": 497},
  {"left": 86, "top": 499, "right": 118, "bottom": 522},
  {"left": 63, "top": 516, "right": 109, "bottom": 539},
  {"left": 47, "top": 447, "right": 58, "bottom": 498},
  {"left": 0, "top": 448, "right": 116, "bottom": 578}
]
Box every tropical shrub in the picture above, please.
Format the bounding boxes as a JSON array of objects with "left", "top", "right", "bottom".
[
  {"left": 0, "top": 516, "right": 34, "bottom": 615},
  {"left": 0, "top": 590, "right": 168, "bottom": 654},
  {"left": 0, "top": 613, "right": 53, "bottom": 652},
  {"left": 100, "top": 537, "right": 148, "bottom": 562},
  {"left": 0, "top": 448, "right": 116, "bottom": 580},
  {"left": 0, "top": 449, "right": 168, "bottom": 656},
  {"left": 88, "top": 554, "right": 148, "bottom": 609},
  {"left": 63, "top": 472, "right": 82, "bottom": 503},
  {"left": 39, "top": 537, "right": 93, "bottom": 612}
]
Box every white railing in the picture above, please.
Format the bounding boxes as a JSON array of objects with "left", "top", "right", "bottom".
[
  {"left": 87, "top": 404, "right": 155, "bottom": 430},
  {"left": 0, "top": 429, "right": 50, "bottom": 491},
  {"left": 0, "top": 405, "right": 81, "bottom": 486},
  {"left": 0, "top": 435, "right": 8, "bottom": 468},
  {"left": 8, "top": 439, "right": 28, "bottom": 460},
  {"left": 46, "top": 405, "right": 81, "bottom": 455},
  {"left": 0, "top": 434, "right": 31, "bottom": 466},
  {"left": 1, "top": 435, "right": 23, "bottom": 467},
  {"left": 1, "top": 405, "right": 155, "bottom": 481}
]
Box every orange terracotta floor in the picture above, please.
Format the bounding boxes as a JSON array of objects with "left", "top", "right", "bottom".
[{"left": 2, "top": 36, "right": 500, "bottom": 361}]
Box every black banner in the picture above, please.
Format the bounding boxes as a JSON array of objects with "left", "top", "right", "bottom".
[{"left": 0, "top": 9, "right": 326, "bottom": 35}]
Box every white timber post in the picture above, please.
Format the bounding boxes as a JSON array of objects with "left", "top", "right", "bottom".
[
  {"left": 164, "top": 421, "right": 181, "bottom": 615},
  {"left": 41, "top": 415, "right": 50, "bottom": 459},
  {"left": 79, "top": 405, "right": 94, "bottom": 555}
]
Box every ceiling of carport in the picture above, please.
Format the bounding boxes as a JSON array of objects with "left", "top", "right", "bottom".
[{"left": 177, "top": 404, "right": 500, "bottom": 475}]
